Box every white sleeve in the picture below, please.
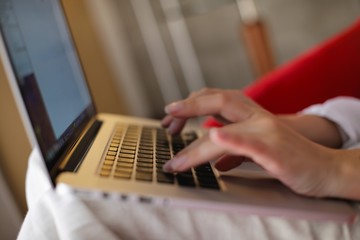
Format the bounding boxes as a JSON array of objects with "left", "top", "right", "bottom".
[{"left": 301, "top": 97, "right": 360, "bottom": 149}]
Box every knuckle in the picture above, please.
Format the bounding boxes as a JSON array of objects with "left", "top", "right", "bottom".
[
  {"left": 189, "top": 87, "right": 212, "bottom": 98},
  {"left": 188, "top": 92, "right": 196, "bottom": 98}
]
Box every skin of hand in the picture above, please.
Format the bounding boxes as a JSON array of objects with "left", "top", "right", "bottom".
[
  {"left": 161, "top": 88, "right": 360, "bottom": 200},
  {"left": 278, "top": 114, "right": 343, "bottom": 148}
]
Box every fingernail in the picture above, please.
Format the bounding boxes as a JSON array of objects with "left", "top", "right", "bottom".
[
  {"left": 163, "top": 155, "right": 187, "bottom": 172},
  {"left": 165, "top": 102, "right": 184, "bottom": 114}
]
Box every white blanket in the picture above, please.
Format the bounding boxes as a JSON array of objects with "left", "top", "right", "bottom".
[{"left": 17, "top": 147, "right": 360, "bottom": 240}]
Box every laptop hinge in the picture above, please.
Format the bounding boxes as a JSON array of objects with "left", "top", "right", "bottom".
[{"left": 62, "top": 119, "right": 103, "bottom": 173}]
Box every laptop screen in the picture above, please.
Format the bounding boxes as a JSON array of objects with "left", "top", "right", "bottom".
[{"left": 0, "top": 0, "right": 95, "bottom": 169}]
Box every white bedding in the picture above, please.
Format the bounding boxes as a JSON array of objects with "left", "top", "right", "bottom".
[{"left": 17, "top": 147, "right": 360, "bottom": 240}]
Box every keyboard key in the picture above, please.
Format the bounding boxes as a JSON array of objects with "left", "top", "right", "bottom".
[
  {"left": 120, "top": 149, "right": 136, "bottom": 155},
  {"left": 155, "top": 159, "right": 167, "bottom": 164},
  {"left": 121, "top": 145, "right": 136, "bottom": 151},
  {"left": 119, "top": 153, "right": 135, "bottom": 159},
  {"left": 103, "top": 160, "right": 115, "bottom": 166},
  {"left": 139, "top": 146, "right": 153, "bottom": 151},
  {"left": 107, "top": 151, "right": 117, "bottom": 156},
  {"left": 116, "top": 162, "right": 134, "bottom": 169},
  {"left": 114, "top": 172, "right": 132, "bottom": 179},
  {"left": 123, "top": 139, "right": 137, "bottom": 144},
  {"left": 101, "top": 165, "right": 112, "bottom": 171},
  {"left": 137, "top": 153, "right": 153, "bottom": 159},
  {"left": 117, "top": 158, "right": 134, "bottom": 164},
  {"left": 157, "top": 171, "right": 175, "bottom": 184},
  {"left": 136, "top": 172, "right": 153, "bottom": 182},
  {"left": 176, "top": 173, "right": 196, "bottom": 187},
  {"left": 194, "top": 163, "right": 213, "bottom": 173},
  {"left": 156, "top": 149, "right": 171, "bottom": 154},
  {"left": 156, "top": 154, "right": 171, "bottom": 160},
  {"left": 137, "top": 157, "right": 154, "bottom": 163},
  {"left": 171, "top": 135, "right": 182, "bottom": 141},
  {"left": 156, "top": 144, "right": 168, "bottom": 148},
  {"left": 108, "top": 147, "right": 118, "bottom": 152},
  {"left": 139, "top": 142, "right": 153, "bottom": 148},
  {"left": 156, "top": 148, "right": 171, "bottom": 154},
  {"left": 198, "top": 182, "right": 220, "bottom": 190},
  {"left": 138, "top": 149, "right": 153, "bottom": 155},
  {"left": 136, "top": 167, "right": 153, "bottom": 173},
  {"left": 156, "top": 144, "right": 170, "bottom": 149},
  {"left": 105, "top": 155, "right": 116, "bottom": 161},
  {"left": 140, "top": 137, "right": 153, "bottom": 143},
  {"left": 136, "top": 162, "right": 153, "bottom": 168},
  {"left": 121, "top": 140, "right": 133, "bottom": 145},
  {"left": 110, "top": 143, "right": 120, "bottom": 148},
  {"left": 115, "top": 168, "right": 132, "bottom": 174},
  {"left": 195, "top": 172, "right": 216, "bottom": 179},
  {"left": 156, "top": 162, "right": 165, "bottom": 168},
  {"left": 197, "top": 175, "right": 218, "bottom": 184},
  {"left": 100, "top": 170, "right": 111, "bottom": 177}
]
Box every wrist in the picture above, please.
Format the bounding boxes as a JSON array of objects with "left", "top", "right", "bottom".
[
  {"left": 278, "top": 114, "right": 342, "bottom": 148},
  {"left": 328, "top": 149, "right": 360, "bottom": 200}
]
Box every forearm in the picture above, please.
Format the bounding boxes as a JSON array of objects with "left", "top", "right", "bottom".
[{"left": 278, "top": 114, "right": 342, "bottom": 148}]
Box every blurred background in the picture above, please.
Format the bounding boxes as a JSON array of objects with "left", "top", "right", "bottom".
[
  {"left": 84, "top": 0, "right": 360, "bottom": 117},
  {"left": 0, "top": 0, "right": 359, "bottom": 238}
]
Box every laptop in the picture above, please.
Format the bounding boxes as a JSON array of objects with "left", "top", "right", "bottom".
[{"left": 0, "top": 0, "right": 357, "bottom": 223}]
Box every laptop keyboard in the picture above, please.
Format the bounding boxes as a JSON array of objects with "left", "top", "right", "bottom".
[{"left": 98, "top": 124, "right": 220, "bottom": 190}]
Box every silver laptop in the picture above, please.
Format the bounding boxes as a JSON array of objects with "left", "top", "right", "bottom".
[{"left": 0, "top": 0, "right": 357, "bottom": 223}]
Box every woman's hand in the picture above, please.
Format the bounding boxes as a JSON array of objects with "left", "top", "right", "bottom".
[
  {"left": 162, "top": 88, "right": 345, "bottom": 198},
  {"left": 162, "top": 88, "right": 265, "bottom": 135}
]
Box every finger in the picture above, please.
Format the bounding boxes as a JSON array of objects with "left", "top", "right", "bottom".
[
  {"left": 164, "top": 88, "right": 220, "bottom": 113},
  {"left": 209, "top": 126, "right": 274, "bottom": 171},
  {"left": 167, "top": 118, "right": 187, "bottom": 135},
  {"left": 161, "top": 115, "right": 187, "bottom": 135},
  {"left": 165, "top": 94, "right": 223, "bottom": 116},
  {"left": 209, "top": 121, "right": 334, "bottom": 197},
  {"left": 164, "top": 88, "right": 219, "bottom": 115},
  {"left": 162, "top": 88, "right": 218, "bottom": 130},
  {"left": 214, "top": 155, "right": 247, "bottom": 171},
  {"left": 163, "top": 133, "right": 225, "bottom": 172},
  {"left": 165, "top": 93, "right": 253, "bottom": 123},
  {"left": 161, "top": 115, "right": 174, "bottom": 128}
]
